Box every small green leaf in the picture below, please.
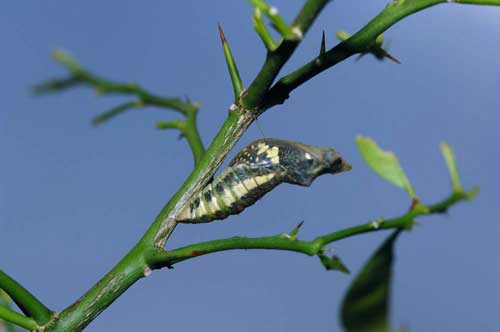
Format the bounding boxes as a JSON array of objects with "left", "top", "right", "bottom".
[
  {"left": 318, "top": 254, "right": 350, "bottom": 274},
  {"left": 32, "top": 76, "right": 81, "bottom": 95},
  {"left": 440, "top": 143, "right": 463, "bottom": 193},
  {"left": 52, "top": 49, "right": 81, "bottom": 73},
  {"left": 356, "top": 136, "right": 416, "bottom": 199},
  {"left": 91, "top": 101, "right": 142, "bottom": 126},
  {"left": 466, "top": 186, "right": 480, "bottom": 201},
  {"left": 340, "top": 231, "right": 401, "bottom": 332}
]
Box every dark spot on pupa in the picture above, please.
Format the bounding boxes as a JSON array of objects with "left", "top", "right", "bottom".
[
  {"left": 215, "top": 182, "right": 225, "bottom": 194},
  {"left": 194, "top": 197, "right": 201, "bottom": 207}
]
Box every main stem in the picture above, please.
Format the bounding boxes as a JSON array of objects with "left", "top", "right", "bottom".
[{"left": 48, "top": 107, "right": 255, "bottom": 332}]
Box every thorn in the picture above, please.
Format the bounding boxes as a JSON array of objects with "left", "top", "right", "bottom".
[
  {"left": 295, "top": 220, "right": 304, "bottom": 230},
  {"left": 410, "top": 197, "right": 420, "bottom": 211},
  {"left": 289, "top": 220, "right": 304, "bottom": 238},
  {"left": 218, "top": 23, "right": 244, "bottom": 100},
  {"left": 217, "top": 22, "right": 227, "bottom": 45},
  {"left": 354, "top": 53, "right": 365, "bottom": 62},
  {"left": 320, "top": 30, "right": 326, "bottom": 58},
  {"left": 383, "top": 51, "right": 401, "bottom": 64}
]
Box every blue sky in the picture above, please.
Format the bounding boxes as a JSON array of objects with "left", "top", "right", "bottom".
[{"left": 1, "top": 1, "right": 499, "bottom": 331}]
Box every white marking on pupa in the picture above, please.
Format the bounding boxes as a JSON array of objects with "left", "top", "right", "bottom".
[
  {"left": 196, "top": 199, "right": 208, "bottom": 217},
  {"left": 266, "top": 146, "right": 279, "bottom": 158},
  {"left": 206, "top": 194, "right": 221, "bottom": 213},
  {"left": 229, "top": 104, "right": 238, "bottom": 111},
  {"left": 243, "top": 178, "right": 258, "bottom": 191},
  {"left": 305, "top": 152, "right": 312, "bottom": 160},
  {"left": 257, "top": 143, "right": 269, "bottom": 155},
  {"left": 266, "top": 146, "right": 280, "bottom": 164}
]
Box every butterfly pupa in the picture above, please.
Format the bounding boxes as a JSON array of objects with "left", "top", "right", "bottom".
[{"left": 176, "top": 138, "right": 351, "bottom": 223}]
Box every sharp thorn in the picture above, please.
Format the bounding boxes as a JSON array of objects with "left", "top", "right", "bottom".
[
  {"left": 320, "top": 30, "right": 326, "bottom": 57},
  {"left": 217, "top": 22, "right": 227, "bottom": 45},
  {"left": 384, "top": 51, "right": 401, "bottom": 64},
  {"left": 296, "top": 220, "right": 304, "bottom": 229},
  {"left": 218, "top": 22, "right": 244, "bottom": 99},
  {"left": 289, "top": 220, "right": 304, "bottom": 237}
]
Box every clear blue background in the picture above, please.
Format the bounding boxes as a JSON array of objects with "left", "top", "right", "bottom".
[{"left": 1, "top": 1, "right": 499, "bottom": 331}]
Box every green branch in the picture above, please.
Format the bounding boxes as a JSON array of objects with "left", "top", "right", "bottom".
[
  {"left": 149, "top": 190, "right": 473, "bottom": 269},
  {"left": 156, "top": 104, "right": 205, "bottom": 166},
  {"left": 0, "top": 305, "right": 38, "bottom": 331},
  {"left": 0, "top": 270, "right": 52, "bottom": 325},
  {"left": 34, "top": 50, "right": 193, "bottom": 114},
  {"left": 34, "top": 49, "right": 205, "bottom": 165},
  {"left": 262, "top": 0, "right": 500, "bottom": 108},
  {"left": 242, "top": 0, "right": 331, "bottom": 109}
]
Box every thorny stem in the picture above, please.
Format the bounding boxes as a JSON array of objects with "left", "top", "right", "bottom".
[
  {"left": 0, "top": 270, "right": 52, "bottom": 325},
  {"left": 262, "top": 0, "right": 500, "bottom": 109},
  {"left": 148, "top": 190, "right": 472, "bottom": 268},
  {"left": 242, "top": 0, "right": 331, "bottom": 109},
  {"left": 28, "top": 1, "right": 497, "bottom": 331}
]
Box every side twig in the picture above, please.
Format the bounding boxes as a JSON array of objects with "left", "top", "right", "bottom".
[
  {"left": 0, "top": 305, "right": 38, "bottom": 331},
  {"left": 242, "top": 0, "right": 331, "bottom": 109},
  {"left": 262, "top": 0, "right": 500, "bottom": 109},
  {"left": 156, "top": 103, "right": 205, "bottom": 166},
  {"left": 0, "top": 270, "right": 52, "bottom": 325},
  {"left": 149, "top": 190, "right": 472, "bottom": 269},
  {"left": 34, "top": 50, "right": 205, "bottom": 165}
]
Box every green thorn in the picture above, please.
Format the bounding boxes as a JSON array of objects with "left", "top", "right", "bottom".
[
  {"left": 218, "top": 23, "right": 244, "bottom": 100},
  {"left": 289, "top": 221, "right": 304, "bottom": 239}
]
